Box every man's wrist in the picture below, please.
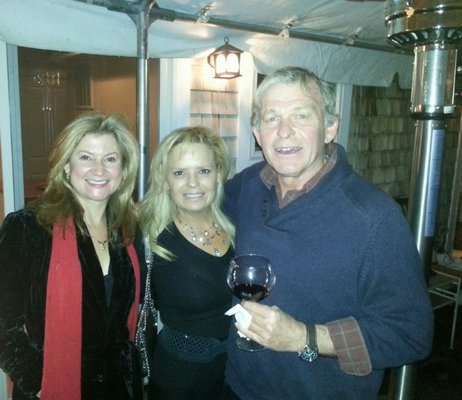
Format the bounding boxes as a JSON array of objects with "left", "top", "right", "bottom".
[{"left": 298, "top": 324, "right": 319, "bottom": 362}]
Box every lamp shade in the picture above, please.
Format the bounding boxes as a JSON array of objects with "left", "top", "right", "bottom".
[{"left": 208, "top": 37, "right": 243, "bottom": 79}]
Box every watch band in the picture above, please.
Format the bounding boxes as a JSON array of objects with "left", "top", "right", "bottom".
[
  {"left": 308, "top": 323, "right": 317, "bottom": 349},
  {"left": 298, "top": 323, "right": 319, "bottom": 362}
]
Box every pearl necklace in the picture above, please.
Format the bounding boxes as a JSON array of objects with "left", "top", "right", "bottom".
[{"left": 177, "top": 218, "right": 226, "bottom": 256}]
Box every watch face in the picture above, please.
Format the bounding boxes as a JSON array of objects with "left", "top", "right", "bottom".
[{"left": 299, "top": 346, "right": 319, "bottom": 362}]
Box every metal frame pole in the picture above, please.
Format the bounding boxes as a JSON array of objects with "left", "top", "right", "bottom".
[{"left": 126, "top": 0, "right": 157, "bottom": 200}]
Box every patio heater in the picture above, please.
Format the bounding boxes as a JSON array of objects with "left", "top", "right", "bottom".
[{"left": 385, "top": 1, "right": 462, "bottom": 399}]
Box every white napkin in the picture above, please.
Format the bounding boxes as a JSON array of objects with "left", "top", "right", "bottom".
[{"left": 225, "top": 304, "right": 252, "bottom": 337}]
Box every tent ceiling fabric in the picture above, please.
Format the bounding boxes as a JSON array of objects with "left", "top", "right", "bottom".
[{"left": 0, "top": 0, "right": 413, "bottom": 87}]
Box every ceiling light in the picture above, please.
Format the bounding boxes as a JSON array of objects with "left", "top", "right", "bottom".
[{"left": 207, "top": 37, "right": 243, "bottom": 79}]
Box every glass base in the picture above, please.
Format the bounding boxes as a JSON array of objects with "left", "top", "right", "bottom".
[{"left": 236, "top": 336, "right": 266, "bottom": 352}]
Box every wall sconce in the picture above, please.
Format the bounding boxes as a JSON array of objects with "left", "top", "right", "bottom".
[{"left": 207, "top": 37, "right": 243, "bottom": 79}]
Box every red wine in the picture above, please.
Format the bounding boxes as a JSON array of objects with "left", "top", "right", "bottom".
[{"left": 232, "top": 283, "right": 270, "bottom": 301}]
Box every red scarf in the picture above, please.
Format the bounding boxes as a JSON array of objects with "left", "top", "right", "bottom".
[{"left": 40, "top": 221, "right": 140, "bottom": 400}]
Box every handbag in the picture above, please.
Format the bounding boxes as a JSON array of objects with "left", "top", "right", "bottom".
[{"left": 135, "top": 236, "right": 158, "bottom": 380}]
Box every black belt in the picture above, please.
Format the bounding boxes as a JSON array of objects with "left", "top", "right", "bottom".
[{"left": 159, "top": 325, "right": 227, "bottom": 363}]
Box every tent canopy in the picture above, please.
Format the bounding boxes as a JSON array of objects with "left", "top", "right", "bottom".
[{"left": 0, "top": 0, "right": 413, "bottom": 87}]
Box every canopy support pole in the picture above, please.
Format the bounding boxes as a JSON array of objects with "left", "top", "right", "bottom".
[{"left": 127, "top": 0, "right": 157, "bottom": 200}]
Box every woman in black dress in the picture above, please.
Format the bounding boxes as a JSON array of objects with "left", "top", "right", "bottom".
[{"left": 138, "top": 126, "right": 235, "bottom": 400}]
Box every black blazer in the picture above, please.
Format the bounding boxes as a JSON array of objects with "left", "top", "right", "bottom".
[{"left": 0, "top": 209, "right": 145, "bottom": 400}]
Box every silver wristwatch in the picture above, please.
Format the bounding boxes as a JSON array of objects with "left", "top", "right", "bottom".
[{"left": 298, "top": 323, "right": 319, "bottom": 362}]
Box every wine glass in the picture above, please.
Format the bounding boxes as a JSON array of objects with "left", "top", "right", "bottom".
[{"left": 226, "top": 254, "right": 276, "bottom": 351}]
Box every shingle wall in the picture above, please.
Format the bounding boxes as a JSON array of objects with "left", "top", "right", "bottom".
[{"left": 347, "top": 77, "right": 461, "bottom": 247}]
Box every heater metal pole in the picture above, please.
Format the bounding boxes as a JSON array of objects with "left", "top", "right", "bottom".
[
  {"left": 392, "top": 44, "right": 456, "bottom": 400},
  {"left": 408, "top": 118, "right": 447, "bottom": 273},
  {"left": 444, "top": 115, "right": 462, "bottom": 254},
  {"left": 407, "top": 43, "right": 458, "bottom": 275},
  {"left": 385, "top": 1, "right": 462, "bottom": 399}
]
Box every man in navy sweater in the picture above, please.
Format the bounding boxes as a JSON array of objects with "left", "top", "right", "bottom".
[{"left": 223, "top": 67, "right": 434, "bottom": 399}]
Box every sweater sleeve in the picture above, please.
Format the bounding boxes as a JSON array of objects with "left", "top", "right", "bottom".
[
  {"left": 224, "top": 175, "right": 240, "bottom": 221},
  {"left": 0, "top": 211, "right": 44, "bottom": 397},
  {"left": 327, "top": 208, "right": 433, "bottom": 375},
  {"left": 354, "top": 209, "right": 434, "bottom": 370},
  {"left": 224, "top": 161, "right": 266, "bottom": 222}
]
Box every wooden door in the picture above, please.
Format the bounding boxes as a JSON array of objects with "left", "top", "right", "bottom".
[{"left": 19, "top": 69, "right": 68, "bottom": 190}]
